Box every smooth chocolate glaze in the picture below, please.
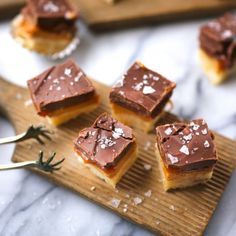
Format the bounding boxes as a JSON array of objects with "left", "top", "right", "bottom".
[
  {"left": 74, "top": 113, "right": 136, "bottom": 169},
  {"left": 199, "top": 13, "right": 236, "bottom": 68},
  {"left": 22, "top": 0, "right": 78, "bottom": 32},
  {"left": 156, "top": 119, "right": 217, "bottom": 171},
  {"left": 27, "top": 59, "right": 96, "bottom": 116},
  {"left": 109, "top": 62, "right": 176, "bottom": 118}
]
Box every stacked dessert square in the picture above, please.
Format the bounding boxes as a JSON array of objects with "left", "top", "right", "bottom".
[
  {"left": 199, "top": 13, "right": 236, "bottom": 84},
  {"left": 110, "top": 62, "right": 176, "bottom": 132}
]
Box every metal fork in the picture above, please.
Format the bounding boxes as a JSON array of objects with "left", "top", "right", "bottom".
[
  {"left": 0, "top": 151, "right": 65, "bottom": 172},
  {"left": 0, "top": 125, "right": 52, "bottom": 145}
]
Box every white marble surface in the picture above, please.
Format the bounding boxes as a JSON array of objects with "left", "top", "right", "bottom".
[{"left": 0, "top": 16, "right": 236, "bottom": 236}]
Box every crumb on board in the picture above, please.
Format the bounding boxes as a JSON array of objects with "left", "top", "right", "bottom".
[{"left": 110, "top": 198, "right": 121, "bottom": 208}]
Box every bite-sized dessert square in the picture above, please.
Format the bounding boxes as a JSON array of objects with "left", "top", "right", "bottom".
[
  {"left": 156, "top": 119, "right": 217, "bottom": 191},
  {"left": 74, "top": 113, "right": 138, "bottom": 187},
  {"left": 109, "top": 62, "right": 176, "bottom": 132},
  {"left": 12, "top": 0, "right": 79, "bottom": 55},
  {"left": 199, "top": 13, "right": 236, "bottom": 84},
  {"left": 27, "top": 59, "right": 99, "bottom": 126}
]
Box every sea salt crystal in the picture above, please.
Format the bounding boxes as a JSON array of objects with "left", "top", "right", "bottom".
[
  {"left": 119, "top": 91, "right": 125, "bottom": 96},
  {"left": 133, "top": 82, "right": 143, "bottom": 91},
  {"left": 201, "top": 128, "right": 208, "bottom": 135},
  {"left": 123, "top": 208, "right": 128, "bottom": 213},
  {"left": 74, "top": 72, "right": 83, "bottom": 82},
  {"left": 70, "top": 82, "right": 74, "bottom": 86},
  {"left": 144, "top": 190, "right": 152, "bottom": 197},
  {"left": 143, "top": 86, "right": 155, "bottom": 94},
  {"left": 169, "top": 205, "right": 175, "bottom": 211},
  {"left": 64, "top": 68, "right": 72, "bottom": 77},
  {"left": 110, "top": 198, "right": 121, "bottom": 208},
  {"left": 153, "top": 76, "right": 159, "bottom": 81},
  {"left": 53, "top": 79, "right": 59, "bottom": 84},
  {"left": 183, "top": 133, "right": 192, "bottom": 141},
  {"left": 43, "top": 1, "right": 59, "bottom": 12},
  {"left": 57, "top": 86, "right": 61, "bottom": 91},
  {"left": 100, "top": 144, "right": 106, "bottom": 149},
  {"left": 165, "top": 127, "right": 172, "bottom": 135},
  {"left": 143, "top": 164, "right": 152, "bottom": 171},
  {"left": 133, "top": 197, "right": 143, "bottom": 205},
  {"left": 190, "top": 122, "right": 200, "bottom": 131},
  {"left": 143, "top": 74, "right": 148, "bottom": 79},
  {"left": 204, "top": 140, "right": 210, "bottom": 148},
  {"left": 114, "top": 79, "right": 123, "bottom": 88},
  {"left": 179, "top": 145, "right": 189, "bottom": 155},
  {"left": 156, "top": 221, "right": 160, "bottom": 225},
  {"left": 167, "top": 154, "right": 179, "bottom": 164},
  {"left": 49, "top": 85, "right": 53, "bottom": 91},
  {"left": 222, "top": 29, "right": 232, "bottom": 38}
]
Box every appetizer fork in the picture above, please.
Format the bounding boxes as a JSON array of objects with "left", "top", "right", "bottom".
[
  {"left": 0, "top": 151, "right": 65, "bottom": 172},
  {"left": 0, "top": 125, "right": 52, "bottom": 145}
]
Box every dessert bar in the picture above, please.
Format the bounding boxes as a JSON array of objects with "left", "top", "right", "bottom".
[
  {"left": 110, "top": 61, "right": 176, "bottom": 132},
  {"left": 12, "top": 0, "right": 79, "bottom": 55},
  {"left": 74, "top": 113, "right": 138, "bottom": 187},
  {"left": 27, "top": 59, "right": 99, "bottom": 126},
  {"left": 199, "top": 13, "right": 236, "bottom": 84},
  {"left": 156, "top": 119, "right": 217, "bottom": 191}
]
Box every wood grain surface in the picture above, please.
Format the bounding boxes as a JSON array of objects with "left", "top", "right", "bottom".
[
  {"left": 1, "top": 0, "right": 236, "bottom": 30},
  {"left": 0, "top": 77, "right": 235, "bottom": 235}
]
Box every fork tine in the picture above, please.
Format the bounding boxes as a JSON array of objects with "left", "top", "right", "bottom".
[
  {"left": 36, "top": 136, "right": 45, "bottom": 145},
  {"left": 38, "top": 151, "right": 44, "bottom": 163},
  {"left": 51, "top": 158, "right": 65, "bottom": 167},
  {"left": 45, "top": 152, "right": 56, "bottom": 165},
  {"left": 40, "top": 133, "right": 52, "bottom": 140}
]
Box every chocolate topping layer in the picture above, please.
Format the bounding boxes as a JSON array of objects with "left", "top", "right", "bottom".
[
  {"left": 27, "top": 59, "right": 95, "bottom": 115},
  {"left": 22, "top": 0, "right": 78, "bottom": 32},
  {"left": 74, "top": 113, "right": 136, "bottom": 169},
  {"left": 156, "top": 119, "right": 217, "bottom": 171},
  {"left": 199, "top": 13, "right": 236, "bottom": 68},
  {"left": 109, "top": 62, "right": 176, "bottom": 118}
]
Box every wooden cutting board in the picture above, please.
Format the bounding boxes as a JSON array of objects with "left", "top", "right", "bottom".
[
  {"left": 0, "top": 78, "right": 236, "bottom": 236},
  {"left": 1, "top": 0, "right": 236, "bottom": 30}
]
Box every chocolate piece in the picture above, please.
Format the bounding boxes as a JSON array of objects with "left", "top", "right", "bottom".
[
  {"left": 109, "top": 62, "right": 176, "bottom": 118},
  {"left": 74, "top": 113, "right": 135, "bottom": 169},
  {"left": 22, "top": 0, "right": 78, "bottom": 32},
  {"left": 156, "top": 119, "right": 217, "bottom": 171},
  {"left": 27, "top": 59, "right": 95, "bottom": 116},
  {"left": 199, "top": 13, "right": 236, "bottom": 68}
]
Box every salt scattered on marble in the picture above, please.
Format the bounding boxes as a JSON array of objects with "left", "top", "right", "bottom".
[{"left": 110, "top": 198, "right": 121, "bottom": 208}]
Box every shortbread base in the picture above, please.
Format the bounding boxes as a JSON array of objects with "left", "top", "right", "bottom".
[
  {"left": 110, "top": 103, "right": 163, "bottom": 133},
  {"left": 156, "top": 149, "right": 213, "bottom": 191},
  {"left": 76, "top": 144, "right": 138, "bottom": 188},
  {"left": 12, "top": 15, "right": 76, "bottom": 56},
  {"left": 46, "top": 96, "right": 99, "bottom": 126},
  {"left": 199, "top": 49, "right": 236, "bottom": 85}
]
